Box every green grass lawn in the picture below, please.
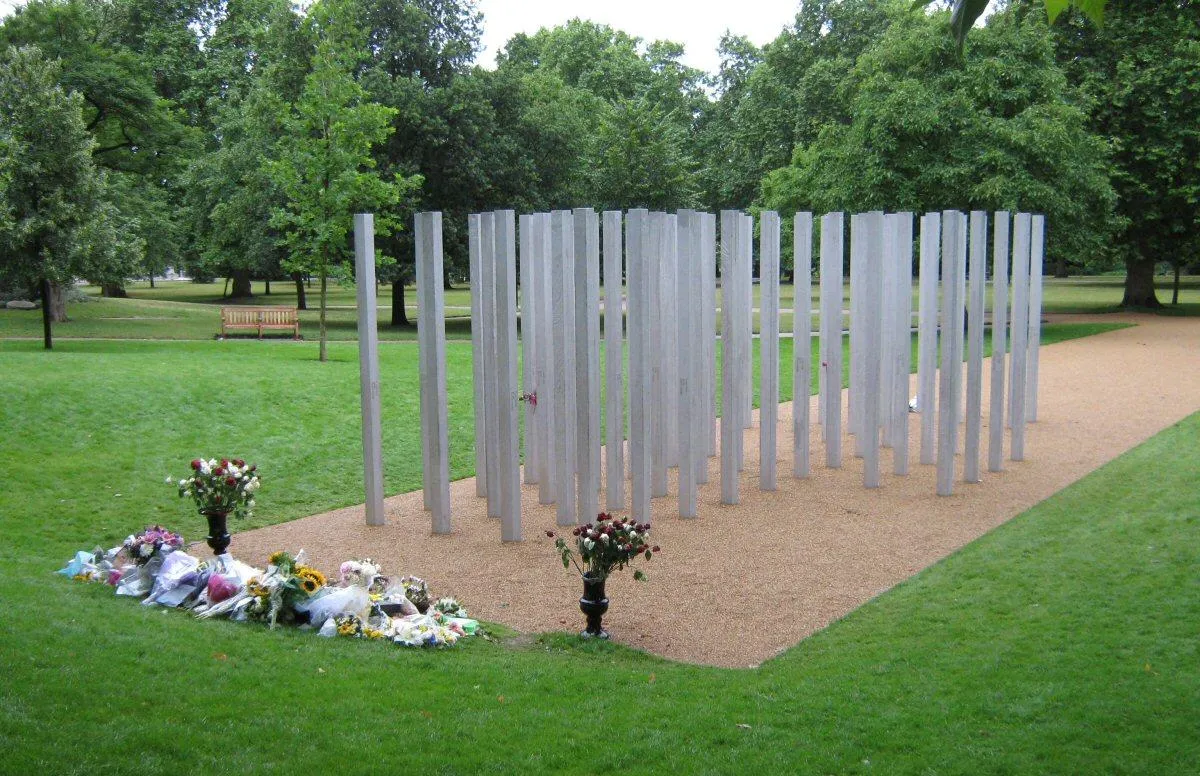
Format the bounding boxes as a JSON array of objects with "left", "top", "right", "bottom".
[
  {"left": 0, "top": 321, "right": 1125, "bottom": 546},
  {"left": 0, "top": 274, "right": 1191, "bottom": 343},
  {"left": 1, "top": 329, "right": 1196, "bottom": 772}
]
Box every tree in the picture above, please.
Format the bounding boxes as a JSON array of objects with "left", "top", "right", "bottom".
[
  {"left": 589, "top": 97, "right": 699, "bottom": 210},
  {"left": 267, "top": 0, "right": 420, "bottom": 361},
  {"left": 183, "top": 0, "right": 312, "bottom": 300},
  {"left": 0, "top": 0, "right": 198, "bottom": 296},
  {"left": 914, "top": 0, "right": 1106, "bottom": 49},
  {"left": 0, "top": 45, "right": 120, "bottom": 348},
  {"left": 1052, "top": 0, "right": 1200, "bottom": 307},
  {"left": 697, "top": 0, "right": 899, "bottom": 213},
  {"left": 187, "top": 86, "right": 291, "bottom": 298},
  {"left": 353, "top": 0, "right": 485, "bottom": 321},
  {"left": 496, "top": 19, "right": 705, "bottom": 211},
  {"left": 761, "top": 5, "right": 1116, "bottom": 276}
]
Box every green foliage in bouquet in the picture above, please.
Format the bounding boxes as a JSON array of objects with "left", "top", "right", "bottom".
[{"left": 549, "top": 514, "right": 659, "bottom": 581}]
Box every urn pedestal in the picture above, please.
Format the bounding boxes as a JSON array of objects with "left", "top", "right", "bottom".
[
  {"left": 579, "top": 573, "right": 609, "bottom": 640},
  {"left": 201, "top": 510, "right": 231, "bottom": 557}
]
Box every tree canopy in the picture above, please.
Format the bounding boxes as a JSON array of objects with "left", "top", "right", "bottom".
[{"left": 0, "top": 0, "right": 1195, "bottom": 316}]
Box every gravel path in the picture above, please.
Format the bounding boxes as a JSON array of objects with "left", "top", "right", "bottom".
[{"left": 232, "top": 314, "right": 1200, "bottom": 667}]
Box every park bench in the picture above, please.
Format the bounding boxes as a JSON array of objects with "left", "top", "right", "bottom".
[{"left": 219, "top": 306, "right": 301, "bottom": 339}]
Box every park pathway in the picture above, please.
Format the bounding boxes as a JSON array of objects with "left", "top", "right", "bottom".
[{"left": 234, "top": 314, "right": 1200, "bottom": 667}]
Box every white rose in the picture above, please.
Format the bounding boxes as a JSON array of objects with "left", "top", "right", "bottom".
[
  {"left": 600, "top": 534, "right": 610, "bottom": 543},
  {"left": 583, "top": 538, "right": 594, "bottom": 551}
]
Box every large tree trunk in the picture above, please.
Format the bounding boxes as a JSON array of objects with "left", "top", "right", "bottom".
[
  {"left": 229, "top": 268, "right": 253, "bottom": 298},
  {"left": 1120, "top": 256, "right": 1161, "bottom": 308},
  {"left": 40, "top": 277, "right": 53, "bottom": 350},
  {"left": 292, "top": 272, "right": 307, "bottom": 310},
  {"left": 101, "top": 282, "right": 127, "bottom": 298},
  {"left": 1055, "top": 254, "right": 1069, "bottom": 279},
  {"left": 391, "top": 281, "right": 409, "bottom": 326},
  {"left": 264, "top": 278, "right": 271, "bottom": 295},
  {"left": 149, "top": 276, "right": 155, "bottom": 289},
  {"left": 1172, "top": 264, "right": 1181, "bottom": 305},
  {"left": 47, "top": 282, "right": 68, "bottom": 323}
]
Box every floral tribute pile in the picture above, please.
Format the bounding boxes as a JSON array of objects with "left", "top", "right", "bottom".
[{"left": 58, "top": 534, "right": 479, "bottom": 649}]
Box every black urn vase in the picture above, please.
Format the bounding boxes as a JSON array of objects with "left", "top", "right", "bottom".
[
  {"left": 579, "top": 573, "right": 609, "bottom": 639},
  {"left": 202, "top": 510, "right": 232, "bottom": 556}
]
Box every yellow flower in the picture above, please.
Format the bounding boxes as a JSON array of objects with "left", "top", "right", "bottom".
[
  {"left": 296, "top": 566, "right": 327, "bottom": 588},
  {"left": 246, "top": 577, "right": 269, "bottom": 598}
]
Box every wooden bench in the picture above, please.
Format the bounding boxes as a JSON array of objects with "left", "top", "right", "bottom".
[{"left": 220, "top": 306, "right": 301, "bottom": 339}]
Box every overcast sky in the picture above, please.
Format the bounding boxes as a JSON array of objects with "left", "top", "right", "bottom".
[
  {"left": 0, "top": 0, "right": 801, "bottom": 75},
  {"left": 476, "top": 0, "right": 801, "bottom": 74}
]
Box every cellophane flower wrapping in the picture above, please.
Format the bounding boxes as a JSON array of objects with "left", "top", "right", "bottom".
[{"left": 143, "top": 551, "right": 200, "bottom": 606}]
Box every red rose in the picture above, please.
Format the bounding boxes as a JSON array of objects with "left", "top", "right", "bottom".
[
  {"left": 233, "top": 459, "right": 245, "bottom": 467},
  {"left": 652, "top": 546, "right": 660, "bottom": 553},
  {"left": 225, "top": 477, "right": 236, "bottom": 487},
  {"left": 597, "top": 513, "right": 609, "bottom": 522},
  {"left": 213, "top": 466, "right": 224, "bottom": 476},
  {"left": 190, "top": 459, "right": 201, "bottom": 470},
  {"left": 221, "top": 459, "right": 230, "bottom": 467}
]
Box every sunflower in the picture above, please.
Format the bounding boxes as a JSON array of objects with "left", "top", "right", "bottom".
[
  {"left": 269, "top": 551, "right": 290, "bottom": 566},
  {"left": 335, "top": 615, "right": 362, "bottom": 637},
  {"left": 296, "top": 566, "right": 326, "bottom": 586},
  {"left": 300, "top": 576, "right": 319, "bottom": 594},
  {"left": 246, "top": 577, "right": 270, "bottom": 598}
]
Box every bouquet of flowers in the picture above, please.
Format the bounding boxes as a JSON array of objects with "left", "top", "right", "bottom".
[
  {"left": 433, "top": 596, "right": 468, "bottom": 619},
  {"left": 123, "top": 526, "right": 184, "bottom": 566},
  {"left": 176, "top": 457, "right": 260, "bottom": 519},
  {"left": 550, "top": 513, "right": 659, "bottom": 581},
  {"left": 243, "top": 551, "right": 327, "bottom": 627},
  {"left": 339, "top": 558, "right": 383, "bottom": 588},
  {"left": 399, "top": 575, "right": 431, "bottom": 612},
  {"left": 330, "top": 614, "right": 387, "bottom": 640},
  {"left": 57, "top": 547, "right": 122, "bottom": 585}
]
